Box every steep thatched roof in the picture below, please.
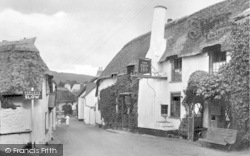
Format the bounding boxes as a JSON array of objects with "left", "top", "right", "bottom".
[
  {"left": 100, "top": 33, "right": 150, "bottom": 78},
  {"left": 76, "top": 77, "right": 98, "bottom": 97},
  {"left": 76, "top": 85, "right": 86, "bottom": 97},
  {"left": 159, "top": 0, "right": 249, "bottom": 61},
  {"left": 0, "top": 38, "right": 51, "bottom": 95},
  {"left": 99, "top": 0, "right": 249, "bottom": 79},
  {"left": 82, "top": 83, "right": 96, "bottom": 98},
  {"left": 56, "top": 87, "right": 76, "bottom": 104}
]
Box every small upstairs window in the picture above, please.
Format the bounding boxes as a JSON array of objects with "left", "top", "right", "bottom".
[
  {"left": 127, "top": 65, "right": 135, "bottom": 75},
  {"left": 111, "top": 73, "right": 117, "bottom": 79},
  {"left": 207, "top": 45, "right": 227, "bottom": 74},
  {"left": 172, "top": 58, "right": 182, "bottom": 82},
  {"left": 210, "top": 51, "right": 226, "bottom": 73}
]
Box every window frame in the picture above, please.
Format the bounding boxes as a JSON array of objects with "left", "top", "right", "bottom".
[
  {"left": 45, "top": 112, "right": 49, "bottom": 133},
  {"left": 208, "top": 46, "right": 227, "bottom": 74},
  {"left": 170, "top": 92, "right": 181, "bottom": 118},
  {"left": 161, "top": 104, "right": 168, "bottom": 116},
  {"left": 172, "top": 58, "right": 182, "bottom": 82},
  {"left": 127, "top": 65, "right": 135, "bottom": 75}
]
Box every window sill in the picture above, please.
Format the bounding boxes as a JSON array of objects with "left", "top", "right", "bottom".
[
  {"left": 169, "top": 116, "right": 180, "bottom": 119},
  {"left": 169, "top": 81, "right": 182, "bottom": 83}
]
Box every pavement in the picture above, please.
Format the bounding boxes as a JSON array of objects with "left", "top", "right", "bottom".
[
  {"left": 53, "top": 117, "right": 250, "bottom": 156},
  {"left": 105, "top": 128, "right": 133, "bottom": 134}
]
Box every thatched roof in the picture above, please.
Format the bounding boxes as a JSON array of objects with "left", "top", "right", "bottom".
[
  {"left": 99, "top": 0, "right": 249, "bottom": 79},
  {"left": 159, "top": 0, "right": 249, "bottom": 61},
  {"left": 77, "top": 82, "right": 96, "bottom": 98},
  {"left": 82, "top": 83, "right": 96, "bottom": 98},
  {"left": 100, "top": 33, "right": 150, "bottom": 79},
  {"left": 0, "top": 38, "right": 51, "bottom": 95},
  {"left": 56, "top": 87, "right": 76, "bottom": 104},
  {"left": 76, "top": 77, "right": 98, "bottom": 97}
]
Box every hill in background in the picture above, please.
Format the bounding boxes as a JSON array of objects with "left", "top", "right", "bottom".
[{"left": 51, "top": 71, "right": 94, "bottom": 84}]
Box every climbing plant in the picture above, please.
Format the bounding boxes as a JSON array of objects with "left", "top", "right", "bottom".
[
  {"left": 196, "top": 21, "right": 249, "bottom": 147},
  {"left": 182, "top": 70, "right": 210, "bottom": 115},
  {"left": 99, "top": 75, "right": 139, "bottom": 130},
  {"left": 182, "top": 21, "right": 249, "bottom": 147}
]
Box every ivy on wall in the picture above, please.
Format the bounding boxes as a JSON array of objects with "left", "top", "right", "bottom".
[
  {"left": 99, "top": 75, "right": 139, "bottom": 130},
  {"left": 183, "top": 21, "right": 249, "bottom": 147}
]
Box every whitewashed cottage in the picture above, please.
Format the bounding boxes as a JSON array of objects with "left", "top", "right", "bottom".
[
  {"left": 0, "top": 38, "right": 56, "bottom": 145},
  {"left": 137, "top": 0, "right": 249, "bottom": 134}
]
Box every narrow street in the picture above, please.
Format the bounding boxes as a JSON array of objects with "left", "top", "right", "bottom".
[{"left": 53, "top": 117, "right": 249, "bottom": 156}]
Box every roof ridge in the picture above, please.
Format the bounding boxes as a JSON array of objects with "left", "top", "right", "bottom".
[{"left": 0, "top": 37, "right": 36, "bottom": 47}]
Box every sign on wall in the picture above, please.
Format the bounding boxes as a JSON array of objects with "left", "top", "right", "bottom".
[
  {"left": 188, "top": 12, "right": 232, "bottom": 41},
  {"left": 24, "top": 91, "right": 42, "bottom": 99},
  {"left": 138, "top": 58, "right": 151, "bottom": 74}
]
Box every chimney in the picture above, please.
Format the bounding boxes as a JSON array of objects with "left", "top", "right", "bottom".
[
  {"left": 96, "top": 67, "right": 103, "bottom": 77},
  {"left": 147, "top": 6, "right": 167, "bottom": 59}
]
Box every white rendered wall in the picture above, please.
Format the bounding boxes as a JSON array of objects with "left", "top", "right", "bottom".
[
  {"left": 84, "top": 89, "right": 96, "bottom": 125},
  {"left": 0, "top": 78, "right": 54, "bottom": 144},
  {"left": 78, "top": 96, "right": 84, "bottom": 120},
  {"left": 138, "top": 53, "right": 209, "bottom": 131}
]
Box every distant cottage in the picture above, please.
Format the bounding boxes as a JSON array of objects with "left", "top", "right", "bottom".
[{"left": 78, "top": 81, "right": 97, "bottom": 124}]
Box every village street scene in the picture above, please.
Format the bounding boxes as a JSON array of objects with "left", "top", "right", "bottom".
[{"left": 0, "top": 0, "right": 249, "bottom": 156}]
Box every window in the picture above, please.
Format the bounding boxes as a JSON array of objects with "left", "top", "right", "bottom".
[
  {"left": 209, "top": 46, "right": 226, "bottom": 73},
  {"left": 45, "top": 112, "right": 49, "bottom": 133},
  {"left": 111, "top": 73, "right": 117, "bottom": 79},
  {"left": 211, "top": 115, "right": 216, "bottom": 121},
  {"left": 127, "top": 65, "right": 135, "bottom": 75},
  {"left": 170, "top": 93, "right": 181, "bottom": 118},
  {"left": 46, "top": 76, "right": 53, "bottom": 95},
  {"left": 172, "top": 58, "right": 182, "bottom": 81},
  {"left": 161, "top": 105, "right": 168, "bottom": 115}
]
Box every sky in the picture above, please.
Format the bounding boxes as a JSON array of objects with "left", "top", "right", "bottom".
[{"left": 0, "top": 0, "right": 224, "bottom": 76}]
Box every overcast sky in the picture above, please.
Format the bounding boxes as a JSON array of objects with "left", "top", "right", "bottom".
[{"left": 0, "top": 0, "right": 224, "bottom": 76}]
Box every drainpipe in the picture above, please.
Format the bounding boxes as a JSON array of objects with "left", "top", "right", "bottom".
[{"left": 31, "top": 87, "right": 35, "bottom": 148}]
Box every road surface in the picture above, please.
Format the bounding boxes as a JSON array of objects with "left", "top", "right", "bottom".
[{"left": 53, "top": 117, "right": 249, "bottom": 156}]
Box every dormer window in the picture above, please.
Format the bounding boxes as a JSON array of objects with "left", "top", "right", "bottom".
[
  {"left": 111, "top": 73, "right": 117, "bottom": 79},
  {"left": 127, "top": 65, "right": 135, "bottom": 75}
]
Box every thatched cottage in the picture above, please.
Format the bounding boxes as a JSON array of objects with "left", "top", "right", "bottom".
[
  {"left": 97, "top": 0, "right": 249, "bottom": 134},
  {"left": 56, "top": 87, "right": 76, "bottom": 114},
  {"left": 78, "top": 81, "right": 97, "bottom": 125},
  {"left": 137, "top": 0, "right": 249, "bottom": 135},
  {"left": 0, "top": 38, "right": 56, "bottom": 144},
  {"left": 95, "top": 26, "right": 150, "bottom": 126}
]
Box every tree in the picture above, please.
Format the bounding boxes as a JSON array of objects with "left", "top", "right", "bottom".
[{"left": 63, "top": 103, "right": 73, "bottom": 115}]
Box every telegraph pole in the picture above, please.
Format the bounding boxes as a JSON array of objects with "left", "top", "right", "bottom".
[
  {"left": 24, "top": 88, "right": 41, "bottom": 148},
  {"left": 31, "top": 87, "right": 35, "bottom": 148}
]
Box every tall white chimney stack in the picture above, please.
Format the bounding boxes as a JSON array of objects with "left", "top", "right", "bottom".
[{"left": 147, "top": 6, "right": 167, "bottom": 60}]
